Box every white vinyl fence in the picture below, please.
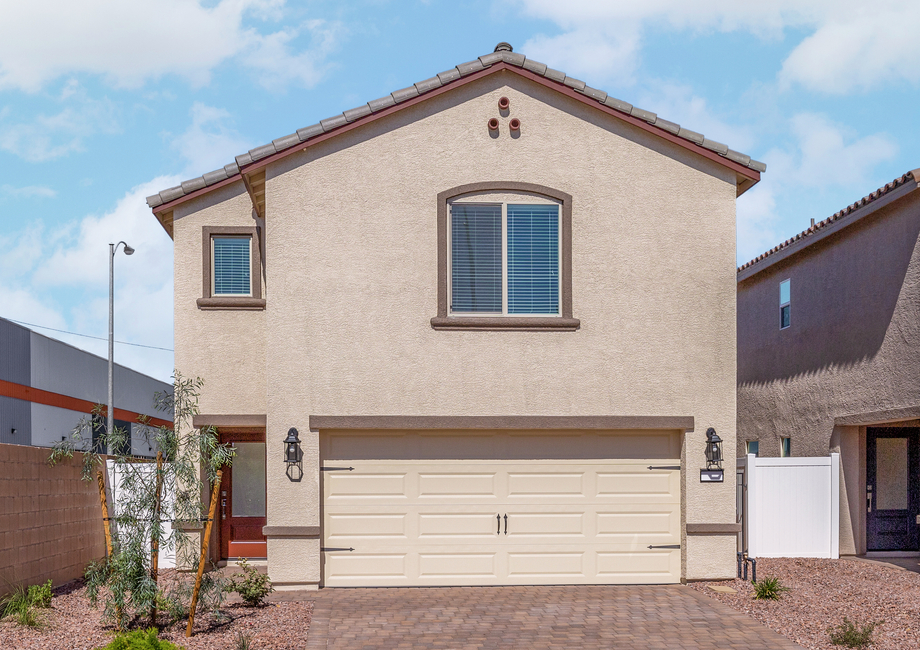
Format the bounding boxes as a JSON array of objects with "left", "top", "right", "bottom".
[
  {"left": 739, "top": 453, "right": 839, "bottom": 559},
  {"left": 106, "top": 459, "right": 176, "bottom": 569}
]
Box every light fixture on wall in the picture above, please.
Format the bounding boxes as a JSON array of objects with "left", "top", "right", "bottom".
[
  {"left": 701, "top": 427, "right": 724, "bottom": 482},
  {"left": 284, "top": 427, "right": 303, "bottom": 481}
]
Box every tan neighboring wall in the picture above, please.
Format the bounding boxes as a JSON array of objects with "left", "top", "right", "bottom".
[
  {"left": 0, "top": 443, "right": 106, "bottom": 595},
  {"left": 174, "top": 70, "right": 741, "bottom": 584},
  {"left": 737, "top": 186, "right": 920, "bottom": 555}
]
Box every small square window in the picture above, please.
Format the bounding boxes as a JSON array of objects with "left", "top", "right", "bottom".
[
  {"left": 746, "top": 440, "right": 759, "bottom": 457},
  {"left": 198, "top": 226, "right": 264, "bottom": 310},
  {"left": 779, "top": 279, "right": 790, "bottom": 329},
  {"left": 780, "top": 437, "right": 791, "bottom": 457}
]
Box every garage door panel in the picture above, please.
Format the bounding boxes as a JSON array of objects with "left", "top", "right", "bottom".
[
  {"left": 507, "top": 551, "right": 585, "bottom": 579},
  {"left": 505, "top": 511, "right": 586, "bottom": 538},
  {"left": 418, "top": 512, "right": 503, "bottom": 539},
  {"left": 418, "top": 552, "right": 498, "bottom": 579},
  {"left": 324, "top": 552, "right": 409, "bottom": 582},
  {"left": 325, "top": 512, "right": 409, "bottom": 540},
  {"left": 507, "top": 472, "right": 585, "bottom": 497},
  {"left": 418, "top": 472, "right": 497, "bottom": 499},
  {"left": 596, "top": 549, "right": 680, "bottom": 583},
  {"left": 325, "top": 472, "right": 409, "bottom": 500},
  {"left": 596, "top": 508, "right": 679, "bottom": 541},
  {"left": 596, "top": 470, "right": 679, "bottom": 502}
]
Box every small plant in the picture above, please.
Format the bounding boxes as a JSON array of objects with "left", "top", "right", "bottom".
[
  {"left": 96, "top": 628, "right": 184, "bottom": 650},
  {"left": 1, "top": 579, "right": 54, "bottom": 627},
  {"left": 233, "top": 632, "right": 253, "bottom": 650},
  {"left": 751, "top": 576, "right": 790, "bottom": 600},
  {"left": 223, "top": 559, "right": 273, "bottom": 607},
  {"left": 827, "top": 617, "right": 883, "bottom": 648}
]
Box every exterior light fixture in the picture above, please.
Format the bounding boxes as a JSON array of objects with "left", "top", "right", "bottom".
[
  {"left": 701, "top": 427, "right": 724, "bottom": 482},
  {"left": 284, "top": 427, "right": 301, "bottom": 464}
]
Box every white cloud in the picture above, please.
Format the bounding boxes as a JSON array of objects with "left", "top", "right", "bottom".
[
  {"left": 0, "top": 95, "right": 118, "bottom": 162},
  {"left": 0, "top": 177, "right": 180, "bottom": 382},
  {"left": 1, "top": 184, "right": 57, "bottom": 198},
  {"left": 171, "top": 102, "right": 253, "bottom": 175},
  {"left": 0, "top": 0, "right": 341, "bottom": 92},
  {"left": 243, "top": 19, "right": 343, "bottom": 90},
  {"left": 515, "top": 0, "right": 920, "bottom": 94},
  {"left": 736, "top": 113, "right": 897, "bottom": 264}
]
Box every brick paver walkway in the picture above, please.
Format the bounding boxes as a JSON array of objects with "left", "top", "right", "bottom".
[{"left": 303, "top": 584, "right": 804, "bottom": 649}]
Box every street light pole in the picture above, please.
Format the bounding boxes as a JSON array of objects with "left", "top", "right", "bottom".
[{"left": 108, "top": 241, "right": 135, "bottom": 453}]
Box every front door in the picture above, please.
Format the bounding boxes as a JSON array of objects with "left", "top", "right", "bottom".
[
  {"left": 220, "top": 432, "right": 267, "bottom": 558},
  {"left": 867, "top": 428, "right": 919, "bottom": 551}
]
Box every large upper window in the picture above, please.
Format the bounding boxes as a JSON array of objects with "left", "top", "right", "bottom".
[
  {"left": 432, "top": 182, "right": 578, "bottom": 331},
  {"left": 198, "top": 226, "right": 264, "bottom": 310},
  {"left": 450, "top": 202, "right": 560, "bottom": 315}
]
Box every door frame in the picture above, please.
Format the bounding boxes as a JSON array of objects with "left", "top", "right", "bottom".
[
  {"left": 218, "top": 429, "right": 267, "bottom": 559},
  {"left": 866, "top": 427, "right": 919, "bottom": 552}
]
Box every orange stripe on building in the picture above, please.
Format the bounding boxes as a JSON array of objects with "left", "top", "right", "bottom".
[{"left": 0, "top": 379, "right": 173, "bottom": 429}]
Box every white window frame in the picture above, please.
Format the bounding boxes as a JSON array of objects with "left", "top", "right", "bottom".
[
  {"left": 211, "top": 235, "right": 253, "bottom": 297},
  {"left": 779, "top": 278, "right": 791, "bottom": 330},
  {"left": 447, "top": 200, "right": 562, "bottom": 318}
]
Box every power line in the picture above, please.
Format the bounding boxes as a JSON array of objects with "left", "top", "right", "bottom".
[{"left": 7, "top": 319, "right": 174, "bottom": 352}]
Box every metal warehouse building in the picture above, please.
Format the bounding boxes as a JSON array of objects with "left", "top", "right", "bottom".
[{"left": 0, "top": 317, "right": 172, "bottom": 457}]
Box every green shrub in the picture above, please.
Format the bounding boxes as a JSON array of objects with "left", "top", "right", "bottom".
[
  {"left": 233, "top": 632, "right": 253, "bottom": 650},
  {"left": 27, "top": 580, "right": 53, "bottom": 608},
  {"left": 96, "top": 628, "right": 183, "bottom": 650},
  {"left": 751, "top": 576, "right": 790, "bottom": 600},
  {"left": 1, "top": 579, "right": 53, "bottom": 627},
  {"left": 827, "top": 617, "right": 882, "bottom": 648},
  {"left": 223, "top": 559, "right": 273, "bottom": 607}
]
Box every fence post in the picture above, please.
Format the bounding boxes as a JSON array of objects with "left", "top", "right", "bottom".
[
  {"left": 746, "top": 453, "right": 757, "bottom": 558},
  {"left": 830, "top": 452, "right": 840, "bottom": 558}
]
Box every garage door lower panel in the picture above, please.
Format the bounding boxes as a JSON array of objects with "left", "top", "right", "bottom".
[{"left": 322, "top": 456, "right": 681, "bottom": 586}]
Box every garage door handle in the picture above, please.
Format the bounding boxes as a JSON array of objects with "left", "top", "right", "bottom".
[
  {"left": 648, "top": 465, "right": 681, "bottom": 470},
  {"left": 321, "top": 547, "right": 355, "bottom": 552},
  {"left": 497, "top": 514, "right": 501, "bottom": 534},
  {"left": 647, "top": 544, "right": 680, "bottom": 549},
  {"left": 321, "top": 467, "right": 355, "bottom": 471},
  {"left": 503, "top": 514, "right": 508, "bottom": 535}
]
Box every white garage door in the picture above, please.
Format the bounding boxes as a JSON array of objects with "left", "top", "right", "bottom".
[{"left": 321, "top": 430, "right": 681, "bottom": 587}]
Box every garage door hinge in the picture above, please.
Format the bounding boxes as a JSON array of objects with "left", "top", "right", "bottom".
[
  {"left": 321, "top": 547, "right": 355, "bottom": 552},
  {"left": 320, "top": 466, "right": 355, "bottom": 471},
  {"left": 647, "top": 544, "right": 680, "bottom": 549},
  {"left": 647, "top": 465, "right": 681, "bottom": 470}
]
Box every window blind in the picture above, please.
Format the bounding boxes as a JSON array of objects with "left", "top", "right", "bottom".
[
  {"left": 451, "top": 204, "right": 502, "bottom": 312},
  {"left": 507, "top": 204, "right": 559, "bottom": 314},
  {"left": 213, "top": 237, "right": 251, "bottom": 295}
]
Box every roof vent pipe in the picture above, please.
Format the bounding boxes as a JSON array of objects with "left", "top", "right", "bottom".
[
  {"left": 494, "top": 42, "right": 513, "bottom": 52},
  {"left": 810, "top": 218, "right": 815, "bottom": 229}
]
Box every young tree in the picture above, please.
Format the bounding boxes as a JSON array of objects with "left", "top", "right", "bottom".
[{"left": 49, "top": 372, "right": 234, "bottom": 630}]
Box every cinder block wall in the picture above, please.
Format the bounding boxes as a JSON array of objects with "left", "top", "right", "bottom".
[{"left": 0, "top": 443, "right": 106, "bottom": 594}]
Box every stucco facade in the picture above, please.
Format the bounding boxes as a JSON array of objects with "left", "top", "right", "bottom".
[
  {"left": 162, "top": 56, "right": 758, "bottom": 587},
  {"left": 737, "top": 172, "right": 920, "bottom": 555}
]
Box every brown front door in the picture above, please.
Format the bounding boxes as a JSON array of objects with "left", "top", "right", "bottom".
[{"left": 220, "top": 431, "right": 267, "bottom": 558}]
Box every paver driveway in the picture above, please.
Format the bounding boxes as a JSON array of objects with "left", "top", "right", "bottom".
[{"left": 304, "top": 584, "right": 804, "bottom": 649}]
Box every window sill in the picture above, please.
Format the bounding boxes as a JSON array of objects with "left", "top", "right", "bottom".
[
  {"left": 430, "top": 316, "right": 580, "bottom": 331},
  {"left": 197, "top": 297, "right": 266, "bottom": 311}
]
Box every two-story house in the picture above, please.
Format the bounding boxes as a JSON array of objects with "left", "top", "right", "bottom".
[
  {"left": 737, "top": 169, "right": 920, "bottom": 557},
  {"left": 148, "top": 43, "right": 764, "bottom": 588}
]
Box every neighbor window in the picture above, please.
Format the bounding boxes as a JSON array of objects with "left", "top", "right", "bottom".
[
  {"left": 746, "top": 440, "right": 759, "bottom": 456},
  {"left": 450, "top": 202, "right": 560, "bottom": 315},
  {"left": 781, "top": 437, "right": 791, "bottom": 457},
  {"left": 213, "top": 237, "right": 252, "bottom": 296},
  {"left": 198, "top": 226, "right": 264, "bottom": 310},
  {"left": 779, "top": 279, "right": 790, "bottom": 329}
]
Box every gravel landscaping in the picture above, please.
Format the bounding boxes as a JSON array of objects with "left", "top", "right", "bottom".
[
  {"left": 0, "top": 571, "right": 313, "bottom": 650},
  {"left": 690, "top": 557, "right": 920, "bottom": 650}
]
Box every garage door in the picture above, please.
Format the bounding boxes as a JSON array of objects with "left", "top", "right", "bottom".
[{"left": 321, "top": 430, "right": 681, "bottom": 586}]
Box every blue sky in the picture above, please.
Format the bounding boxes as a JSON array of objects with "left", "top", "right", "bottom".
[{"left": 1, "top": 1, "right": 918, "bottom": 382}]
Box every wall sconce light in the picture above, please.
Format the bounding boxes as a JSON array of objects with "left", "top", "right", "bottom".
[
  {"left": 284, "top": 427, "right": 303, "bottom": 481},
  {"left": 701, "top": 427, "right": 724, "bottom": 482}
]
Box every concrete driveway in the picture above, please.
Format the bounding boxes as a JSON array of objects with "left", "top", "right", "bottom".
[{"left": 303, "top": 584, "right": 804, "bottom": 649}]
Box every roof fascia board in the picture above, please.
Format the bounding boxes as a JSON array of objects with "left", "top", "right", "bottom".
[
  {"left": 737, "top": 178, "right": 919, "bottom": 283},
  {"left": 154, "top": 62, "right": 759, "bottom": 216}
]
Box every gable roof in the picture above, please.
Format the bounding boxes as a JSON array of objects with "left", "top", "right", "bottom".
[
  {"left": 737, "top": 169, "right": 920, "bottom": 281},
  {"left": 147, "top": 42, "right": 765, "bottom": 234}
]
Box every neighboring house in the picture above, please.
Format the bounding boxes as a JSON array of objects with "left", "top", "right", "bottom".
[
  {"left": 147, "top": 43, "right": 765, "bottom": 588},
  {"left": 737, "top": 169, "right": 920, "bottom": 556},
  {"left": 0, "top": 317, "right": 172, "bottom": 457}
]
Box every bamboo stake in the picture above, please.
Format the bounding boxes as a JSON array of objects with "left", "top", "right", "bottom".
[
  {"left": 151, "top": 451, "right": 163, "bottom": 627},
  {"left": 96, "top": 470, "right": 113, "bottom": 557},
  {"left": 186, "top": 470, "right": 222, "bottom": 638}
]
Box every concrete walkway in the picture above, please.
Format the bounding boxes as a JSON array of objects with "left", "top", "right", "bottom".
[{"left": 303, "top": 584, "right": 805, "bottom": 649}]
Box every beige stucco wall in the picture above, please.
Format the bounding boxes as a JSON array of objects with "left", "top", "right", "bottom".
[
  {"left": 173, "top": 69, "right": 742, "bottom": 584},
  {"left": 737, "top": 188, "right": 920, "bottom": 555}
]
